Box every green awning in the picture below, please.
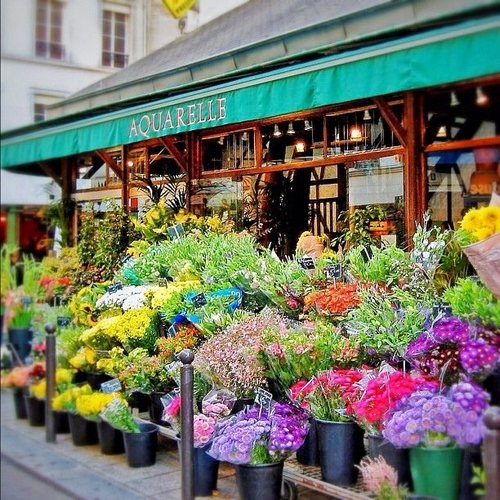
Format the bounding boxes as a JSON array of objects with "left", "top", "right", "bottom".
[{"left": 2, "top": 15, "right": 499, "bottom": 168}]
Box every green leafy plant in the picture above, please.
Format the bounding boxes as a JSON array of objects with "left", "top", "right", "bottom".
[{"left": 443, "top": 278, "right": 500, "bottom": 326}]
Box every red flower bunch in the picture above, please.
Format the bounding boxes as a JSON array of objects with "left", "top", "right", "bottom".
[
  {"left": 292, "top": 368, "right": 363, "bottom": 422},
  {"left": 303, "top": 283, "right": 361, "bottom": 316},
  {"left": 40, "top": 276, "right": 72, "bottom": 301},
  {"left": 351, "top": 369, "right": 438, "bottom": 434}
]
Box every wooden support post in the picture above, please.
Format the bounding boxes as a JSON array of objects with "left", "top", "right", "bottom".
[{"left": 484, "top": 406, "right": 500, "bottom": 500}]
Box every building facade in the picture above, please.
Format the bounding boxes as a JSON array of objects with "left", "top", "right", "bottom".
[
  {"left": 0, "top": 0, "right": 249, "bottom": 253},
  {"left": 1, "top": 0, "right": 499, "bottom": 255}
]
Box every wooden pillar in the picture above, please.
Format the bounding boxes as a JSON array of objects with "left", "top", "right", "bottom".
[
  {"left": 61, "top": 157, "right": 76, "bottom": 246},
  {"left": 403, "top": 91, "right": 426, "bottom": 247},
  {"left": 122, "top": 146, "right": 129, "bottom": 213},
  {"left": 484, "top": 406, "right": 500, "bottom": 500}
]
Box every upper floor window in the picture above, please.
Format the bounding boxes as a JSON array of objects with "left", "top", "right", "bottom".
[
  {"left": 33, "top": 93, "right": 62, "bottom": 123},
  {"left": 35, "top": 0, "right": 64, "bottom": 60},
  {"left": 102, "top": 10, "right": 128, "bottom": 68}
]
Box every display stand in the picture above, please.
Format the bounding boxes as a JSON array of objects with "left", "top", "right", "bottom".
[{"left": 135, "top": 412, "right": 372, "bottom": 500}]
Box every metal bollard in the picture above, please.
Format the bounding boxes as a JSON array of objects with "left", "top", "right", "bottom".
[
  {"left": 484, "top": 406, "right": 500, "bottom": 500},
  {"left": 179, "top": 349, "right": 194, "bottom": 500},
  {"left": 45, "top": 323, "right": 57, "bottom": 443}
]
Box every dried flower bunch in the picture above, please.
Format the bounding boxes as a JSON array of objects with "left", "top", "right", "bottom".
[{"left": 193, "top": 308, "right": 289, "bottom": 398}]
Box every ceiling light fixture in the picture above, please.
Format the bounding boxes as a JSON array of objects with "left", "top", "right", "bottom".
[
  {"left": 476, "top": 86, "right": 488, "bottom": 106},
  {"left": 450, "top": 91, "right": 460, "bottom": 107},
  {"left": 304, "top": 120, "right": 312, "bottom": 131},
  {"left": 363, "top": 109, "right": 371, "bottom": 121},
  {"left": 286, "top": 122, "right": 295, "bottom": 135},
  {"left": 273, "top": 124, "right": 282, "bottom": 137}
]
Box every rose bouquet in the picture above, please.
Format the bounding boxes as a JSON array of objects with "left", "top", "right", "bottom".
[
  {"left": 291, "top": 368, "right": 363, "bottom": 422},
  {"left": 406, "top": 316, "right": 499, "bottom": 384},
  {"left": 207, "top": 401, "right": 309, "bottom": 464},
  {"left": 382, "top": 381, "right": 490, "bottom": 448},
  {"left": 350, "top": 367, "right": 438, "bottom": 435}
]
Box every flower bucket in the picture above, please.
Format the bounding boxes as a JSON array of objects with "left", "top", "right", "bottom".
[
  {"left": 410, "top": 447, "right": 463, "bottom": 500},
  {"left": 235, "top": 461, "right": 284, "bottom": 500},
  {"left": 54, "top": 410, "right": 70, "bottom": 434},
  {"left": 97, "top": 420, "right": 125, "bottom": 455},
  {"left": 296, "top": 417, "right": 319, "bottom": 466},
  {"left": 462, "top": 232, "right": 500, "bottom": 298},
  {"left": 366, "top": 434, "right": 412, "bottom": 488},
  {"left": 12, "top": 387, "right": 28, "bottom": 419},
  {"left": 194, "top": 445, "right": 220, "bottom": 496},
  {"left": 316, "top": 419, "right": 364, "bottom": 486},
  {"left": 68, "top": 413, "right": 99, "bottom": 446},
  {"left": 24, "top": 395, "right": 45, "bottom": 427},
  {"left": 8, "top": 327, "right": 33, "bottom": 366},
  {"left": 123, "top": 422, "right": 158, "bottom": 467}
]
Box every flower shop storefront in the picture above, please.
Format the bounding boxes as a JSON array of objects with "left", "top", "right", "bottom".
[
  {"left": 1, "top": 11, "right": 500, "bottom": 253},
  {"left": 1, "top": 3, "right": 500, "bottom": 499}
]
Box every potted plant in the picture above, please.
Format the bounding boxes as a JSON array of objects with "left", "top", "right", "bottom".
[
  {"left": 207, "top": 400, "right": 309, "bottom": 500},
  {"left": 6, "top": 295, "right": 36, "bottom": 366},
  {"left": 291, "top": 368, "right": 364, "bottom": 486},
  {"left": 382, "top": 381, "right": 490, "bottom": 500},
  {"left": 100, "top": 397, "right": 158, "bottom": 467}
]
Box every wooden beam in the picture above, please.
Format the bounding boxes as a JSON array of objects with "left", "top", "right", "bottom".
[
  {"left": 159, "top": 136, "right": 188, "bottom": 173},
  {"left": 37, "top": 161, "right": 62, "bottom": 187},
  {"left": 374, "top": 97, "right": 407, "bottom": 148},
  {"left": 403, "top": 91, "right": 426, "bottom": 247},
  {"left": 95, "top": 149, "right": 123, "bottom": 181}
]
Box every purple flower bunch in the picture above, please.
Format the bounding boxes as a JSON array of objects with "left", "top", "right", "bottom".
[
  {"left": 207, "top": 401, "right": 309, "bottom": 464},
  {"left": 406, "top": 316, "right": 499, "bottom": 383},
  {"left": 382, "top": 381, "right": 490, "bottom": 449}
]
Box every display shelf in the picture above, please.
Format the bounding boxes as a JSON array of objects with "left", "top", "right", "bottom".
[
  {"left": 135, "top": 411, "right": 373, "bottom": 500},
  {"left": 283, "top": 458, "right": 373, "bottom": 500}
]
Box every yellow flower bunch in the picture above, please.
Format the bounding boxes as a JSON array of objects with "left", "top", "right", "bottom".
[
  {"left": 68, "top": 284, "right": 107, "bottom": 326},
  {"left": 145, "top": 281, "right": 200, "bottom": 309},
  {"left": 55, "top": 368, "right": 76, "bottom": 391},
  {"left": 30, "top": 379, "right": 46, "bottom": 399},
  {"left": 460, "top": 206, "right": 500, "bottom": 243},
  {"left": 52, "top": 383, "right": 93, "bottom": 412},
  {"left": 75, "top": 391, "right": 124, "bottom": 420},
  {"left": 68, "top": 346, "right": 98, "bottom": 370}
]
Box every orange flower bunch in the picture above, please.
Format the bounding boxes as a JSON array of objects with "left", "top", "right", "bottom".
[
  {"left": 156, "top": 322, "right": 203, "bottom": 361},
  {"left": 304, "top": 283, "right": 361, "bottom": 316}
]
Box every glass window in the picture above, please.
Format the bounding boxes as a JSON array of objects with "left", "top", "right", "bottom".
[
  {"left": 35, "top": 0, "right": 64, "bottom": 59},
  {"left": 102, "top": 10, "right": 128, "bottom": 68},
  {"left": 34, "top": 103, "right": 46, "bottom": 122},
  {"left": 202, "top": 130, "right": 255, "bottom": 172}
]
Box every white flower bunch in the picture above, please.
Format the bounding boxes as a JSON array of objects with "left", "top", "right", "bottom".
[{"left": 95, "top": 285, "right": 151, "bottom": 311}]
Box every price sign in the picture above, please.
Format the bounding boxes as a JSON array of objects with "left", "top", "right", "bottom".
[
  {"left": 191, "top": 293, "right": 207, "bottom": 307},
  {"left": 167, "top": 223, "right": 185, "bottom": 239},
  {"left": 433, "top": 301, "right": 452, "bottom": 318},
  {"left": 325, "top": 263, "right": 343, "bottom": 279},
  {"left": 254, "top": 388, "right": 273, "bottom": 413},
  {"left": 101, "top": 378, "right": 122, "bottom": 393},
  {"left": 107, "top": 283, "right": 123, "bottom": 293},
  {"left": 167, "top": 325, "right": 177, "bottom": 337},
  {"left": 57, "top": 316, "right": 71, "bottom": 327},
  {"left": 299, "top": 256, "right": 315, "bottom": 270}
]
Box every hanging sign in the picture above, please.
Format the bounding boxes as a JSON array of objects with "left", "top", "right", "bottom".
[{"left": 162, "top": 0, "right": 196, "bottom": 19}]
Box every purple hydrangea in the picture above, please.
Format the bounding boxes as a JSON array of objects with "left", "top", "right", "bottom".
[
  {"left": 431, "top": 317, "right": 470, "bottom": 343},
  {"left": 207, "top": 401, "right": 309, "bottom": 465},
  {"left": 382, "top": 383, "right": 489, "bottom": 449}
]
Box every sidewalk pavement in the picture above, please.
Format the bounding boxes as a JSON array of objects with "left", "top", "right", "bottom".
[{"left": 0, "top": 389, "right": 239, "bottom": 500}]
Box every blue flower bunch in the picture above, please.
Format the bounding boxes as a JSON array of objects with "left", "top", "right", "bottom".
[
  {"left": 207, "top": 401, "right": 309, "bottom": 464},
  {"left": 382, "top": 381, "right": 490, "bottom": 448}
]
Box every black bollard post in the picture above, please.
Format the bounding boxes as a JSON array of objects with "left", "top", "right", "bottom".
[
  {"left": 45, "top": 323, "right": 57, "bottom": 443},
  {"left": 179, "top": 349, "right": 194, "bottom": 500},
  {"left": 484, "top": 406, "right": 500, "bottom": 500}
]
